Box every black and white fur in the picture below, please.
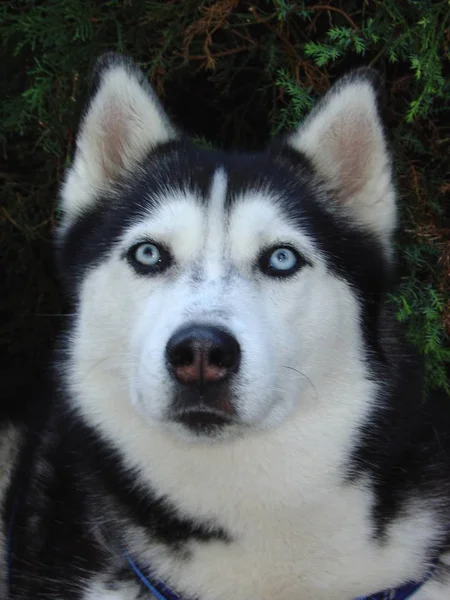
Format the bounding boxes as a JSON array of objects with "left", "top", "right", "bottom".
[{"left": 1, "top": 53, "right": 450, "bottom": 600}]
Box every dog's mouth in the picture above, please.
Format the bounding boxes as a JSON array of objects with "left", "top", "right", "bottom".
[
  {"left": 171, "top": 407, "right": 235, "bottom": 434},
  {"left": 168, "top": 386, "right": 237, "bottom": 434}
]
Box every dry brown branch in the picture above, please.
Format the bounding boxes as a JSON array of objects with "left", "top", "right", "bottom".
[{"left": 307, "top": 4, "right": 359, "bottom": 30}]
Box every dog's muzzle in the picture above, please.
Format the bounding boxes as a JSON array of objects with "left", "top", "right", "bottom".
[{"left": 166, "top": 325, "right": 241, "bottom": 432}]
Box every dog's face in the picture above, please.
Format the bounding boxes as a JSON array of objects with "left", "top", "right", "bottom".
[{"left": 58, "top": 54, "right": 396, "bottom": 441}]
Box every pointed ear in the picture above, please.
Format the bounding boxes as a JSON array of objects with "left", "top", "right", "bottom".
[
  {"left": 288, "top": 68, "right": 396, "bottom": 251},
  {"left": 60, "top": 53, "right": 177, "bottom": 218}
]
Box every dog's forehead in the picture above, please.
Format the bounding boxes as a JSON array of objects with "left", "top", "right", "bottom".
[
  {"left": 130, "top": 143, "right": 312, "bottom": 222},
  {"left": 135, "top": 141, "right": 314, "bottom": 210},
  {"left": 122, "top": 161, "right": 317, "bottom": 257}
]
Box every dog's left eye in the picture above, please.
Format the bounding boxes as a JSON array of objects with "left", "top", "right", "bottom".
[
  {"left": 259, "top": 246, "right": 303, "bottom": 277},
  {"left": 127, "top": 242, "right": 171, "bottom": 274}
]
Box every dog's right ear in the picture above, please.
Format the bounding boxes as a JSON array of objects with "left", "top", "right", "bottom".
[{"left": 60, "top": 53, "right": 177, "bottom": 220}]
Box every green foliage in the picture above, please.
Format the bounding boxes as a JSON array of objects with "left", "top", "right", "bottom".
[
  {"left": 1, "top": 0, "right": 449, "bottom": 390},
  {"left": 273, "top": 69, "right": 314, "bottom": 134}
]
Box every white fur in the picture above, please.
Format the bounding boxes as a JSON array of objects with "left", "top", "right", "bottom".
[
  {"left": 413, "top": 561, "right": 450, "bottom": 600},
  {"left": 84, "top": 580, "right": 141, "bottom": 600},
  {"left": 289, "top": 78, "right": 397, "bottom": 256}
]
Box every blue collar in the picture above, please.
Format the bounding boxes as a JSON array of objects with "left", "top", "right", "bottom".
[
  {"left": 125, "top": 553, "right": 436, "bottom": 600},
  {"left": 126, "top": 553, "right": 181, "bottom": 600}
]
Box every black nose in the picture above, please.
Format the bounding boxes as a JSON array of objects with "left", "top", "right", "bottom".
[{"left": 166, "top": 325, "right": 241, "bottom": 387}]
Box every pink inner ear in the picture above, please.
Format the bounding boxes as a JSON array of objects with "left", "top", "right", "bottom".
[
  {"left": 99, "top": 97, "right": 129, "bottom": 180},
  {"left": 328, "top": 115, "right": 376, "bottom": 203}
]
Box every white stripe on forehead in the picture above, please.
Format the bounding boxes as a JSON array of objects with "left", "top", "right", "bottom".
[{"left": 202, "top": 168, "right": 228, "bottom": 279}]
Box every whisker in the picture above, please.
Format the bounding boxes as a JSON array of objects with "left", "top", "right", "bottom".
[{"left": 282, "top": 365, "right": 318, "bottom": 404}]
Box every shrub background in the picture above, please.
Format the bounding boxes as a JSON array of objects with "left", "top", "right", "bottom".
[{"left": 1, "top": 0, "right": 449, "bottom": 391}]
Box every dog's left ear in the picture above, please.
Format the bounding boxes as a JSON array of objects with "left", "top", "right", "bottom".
[{"left": 288, "top": 69, "right": 396, "bottom": 249}]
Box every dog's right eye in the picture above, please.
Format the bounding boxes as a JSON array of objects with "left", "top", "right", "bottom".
[{"left": 127, "top": 242, "right": 172, "bottom": 275}]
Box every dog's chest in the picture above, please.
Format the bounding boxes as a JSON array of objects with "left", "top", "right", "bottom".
[
  {"left": 116, "top": 405, "right": 439, "bottom": 600},
  {"left": 142, "top": 481, "right": 431, "bottom": 600}
]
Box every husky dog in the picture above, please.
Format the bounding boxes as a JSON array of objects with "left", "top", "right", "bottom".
[{"left": 1, "top": 53, "right": 450, "bottom": 600}]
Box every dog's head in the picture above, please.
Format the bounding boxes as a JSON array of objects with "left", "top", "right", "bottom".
[{"left": 58, "top": 53, "right": 396, "bottom": 442}]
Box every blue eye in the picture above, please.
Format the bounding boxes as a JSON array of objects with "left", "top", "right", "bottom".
[
  {"left": 259, "top": 245, "right": 304, "bottom": 277},
  {"left": 134, "top": 243, "right": 161, "bottom": 266},
  {"left": 269, "top": 248, "right": 298, "bottom": 271},
  {"left": 127, "top": 242, "right": 171, "bottom": 274}
]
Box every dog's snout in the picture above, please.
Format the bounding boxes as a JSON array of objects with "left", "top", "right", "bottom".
[{"left": 166, "top": 325, "right": 241, "bottom": 386}]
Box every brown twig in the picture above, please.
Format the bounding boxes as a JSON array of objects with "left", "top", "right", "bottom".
[
  {"left": 1, "top": 206, "right": 22, "bottom": 231},
  {"left": 307, "top": 4, "right": 359, "bottom": 30},
  {"left": 249, "top": 5, "right": 328, "bottom": 92},
  {"left": 175, "top": 45, "right": 253, "bottom": 62}
]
